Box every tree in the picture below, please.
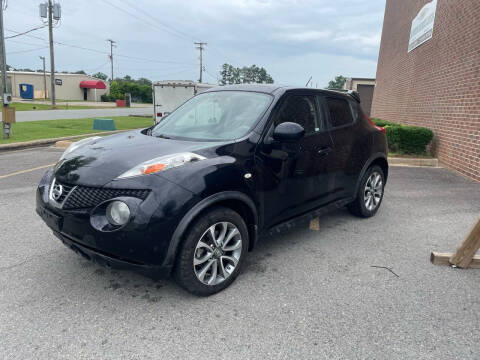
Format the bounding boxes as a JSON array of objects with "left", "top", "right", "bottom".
[
  {"left": 219, "top": 63, "right": 274, "bottom": 85},
  {"left": 92, "top": 72, "right": 108, "bottom": 81},
  {"left": 136, "top": 77, "right": 152, "bottom": 86},
  {"left": 327, "top": 75, "right": 346, "bottom": 89},
  {"left": 102, "top": 75, "right": 153, "bottom": 103}
]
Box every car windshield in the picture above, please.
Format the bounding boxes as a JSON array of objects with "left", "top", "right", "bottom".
[{"left": 151, "top": 91, "right": 272, "bottom": 141}]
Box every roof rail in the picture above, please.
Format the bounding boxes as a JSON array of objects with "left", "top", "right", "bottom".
[{"left": 347, "top": 90, "right": 361, "bottom": 103}]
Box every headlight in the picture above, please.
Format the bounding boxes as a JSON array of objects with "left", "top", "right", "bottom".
[
  {"left": 59, "top": 136, "right": 102, "bottom": 160},
  {"left": 117, "top": 152, "right": 206, "bottom": 179},
  {"left": 106, "top": 201, "right": 130, "bottom": 226}
]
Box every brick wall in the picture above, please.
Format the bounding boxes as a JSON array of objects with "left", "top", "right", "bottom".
[{"left": 371, "top": 0, "right": 480, "bottom": 182}]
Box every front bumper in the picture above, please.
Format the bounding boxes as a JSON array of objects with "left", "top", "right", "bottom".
[
  {"left": 54, "top": 231, "right": 171, "bottom": 279},
  {"left": 36, "top": 169, "right": 197, "bottom": 277}
]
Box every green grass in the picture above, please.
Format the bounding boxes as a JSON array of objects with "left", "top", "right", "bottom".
[
  {"left": 0, "top": 116, "right": 153, "bottom": 144},
  {"left": 5, "top": 102, "right": 114, "bottom": 111}
]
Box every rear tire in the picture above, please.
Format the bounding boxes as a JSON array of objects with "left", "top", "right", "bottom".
[
  {"left": 173, "top": 207, "right": 249, "bottom": 296},
  {"left": 348, "top": 165, "right": 385, "bottom": 218}
]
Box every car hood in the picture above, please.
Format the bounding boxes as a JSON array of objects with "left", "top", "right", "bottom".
[{"left": 53, "top": 130, "right": 230, "bottom": 186}]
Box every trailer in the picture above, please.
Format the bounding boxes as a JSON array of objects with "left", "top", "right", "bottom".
[{"left": 152, "top": 80, "right": 216, "bottom": 124}]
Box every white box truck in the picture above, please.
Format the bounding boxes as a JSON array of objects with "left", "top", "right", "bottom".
[{"left": 152, "top": 80, "right": 216, "bottom": 124}]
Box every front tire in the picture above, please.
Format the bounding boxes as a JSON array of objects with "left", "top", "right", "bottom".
[
  {"left": 173, "top": 207, "right": 249, "bottom": 296},
  {"left": 348, "top": 165, "right": 385, "bottom": 218}
]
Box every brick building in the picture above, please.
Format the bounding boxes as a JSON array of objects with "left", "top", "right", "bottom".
[{"left": 371, "top": 0, "right": 480, "bottom": 182}]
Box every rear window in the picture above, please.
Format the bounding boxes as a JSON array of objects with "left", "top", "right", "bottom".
[{"left": 325, "top": 97, "right": 354, "bottom": 128}]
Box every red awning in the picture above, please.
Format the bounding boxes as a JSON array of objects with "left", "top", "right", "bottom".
[{"left": 79, "top": 80, "right": 106, "bottom": 89}]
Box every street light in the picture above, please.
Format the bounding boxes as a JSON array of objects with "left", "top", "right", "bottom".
[{"left": 39, "top": 56, "right": 47, "bottom": 100}]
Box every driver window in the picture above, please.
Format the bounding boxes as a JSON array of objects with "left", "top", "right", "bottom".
[{"left": 274, "top": 95, "right": 319, "bottom": 135}]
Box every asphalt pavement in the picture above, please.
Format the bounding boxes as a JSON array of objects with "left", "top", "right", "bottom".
[
  {"left": 0, "top": 147, "right": 479, "bottom": 359},
  {"left": 0, "top": 107, "right": 153, "bottom": 122}
]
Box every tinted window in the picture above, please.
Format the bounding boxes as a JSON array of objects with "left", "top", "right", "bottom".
[
  {"left": 274, "top": 95, "right": 320, "bottom": 135},
  {"left": 325, "top": 97, "right": 354, "bottom": 128}
]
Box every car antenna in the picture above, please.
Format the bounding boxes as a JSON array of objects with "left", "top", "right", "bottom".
[{"left": 305, "top": 76, "right": 312, "bottom": 87}]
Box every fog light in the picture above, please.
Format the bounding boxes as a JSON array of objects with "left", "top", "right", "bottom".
[{"left": 106, "top": 201, "right": 130, "bottom": 226}]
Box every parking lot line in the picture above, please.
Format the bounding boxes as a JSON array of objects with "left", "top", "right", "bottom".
[{"left": 0, "top": 163, "right": 55, "bottom": 179}]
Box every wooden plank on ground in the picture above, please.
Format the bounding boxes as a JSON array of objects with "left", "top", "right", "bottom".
[
  {"left": 449, "top": 217, "right": 480, "bottom": 268},
  {"left": 309, "top": 217, "right": 320, "bottom": 231},
  {"left": 431, "top": 252, "right": 480, "bottom": 269}
]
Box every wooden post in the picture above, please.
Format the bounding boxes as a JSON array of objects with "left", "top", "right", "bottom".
[{"left": 449, "top": 217, "right": 480, "bottom": 268}]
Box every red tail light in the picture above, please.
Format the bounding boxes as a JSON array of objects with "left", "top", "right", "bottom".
[
  {"left": 156, "top": 112, "right": 163, "bottom": 118},
  {"left": 365, "top": 114, "right": 386, "bottom": 134}
]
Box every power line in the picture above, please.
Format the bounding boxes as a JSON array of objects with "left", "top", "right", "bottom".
[
  {"left": 86, "top": 60, "right": 110, "bottom": 73},
  {"left": 7, "top": 46, "right": 49, "bottom": 55},
  {"left": 5, "top": 28, "right": 197, "bottom": 65},
  {"left": 122, "top": 0, "right": 195, "bottom": 42},
  {"left": 4, "top": 24, "right": 47, "bottom": 39},
  {"left": 101, "top": 0, "right": 193, "bottom": 43},
  {"left": 204, "top": 69, "right": 219, "bottom": 83}
]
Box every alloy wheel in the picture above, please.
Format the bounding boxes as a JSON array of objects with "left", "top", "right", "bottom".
[
  {"left": 193, "top": 222, "right": 242, "bottom": 286},
  {"left": 364, "top": 171, "right": 383, "bottom": 211}
]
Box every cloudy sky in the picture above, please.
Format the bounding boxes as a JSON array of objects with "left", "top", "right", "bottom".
[{"left": 4, "top": 0, "right": 386, "bottom": 87}]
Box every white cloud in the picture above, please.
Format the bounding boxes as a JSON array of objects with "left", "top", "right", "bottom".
[
  {"left": 3, "top": 0, "right": 386, "bottom": 86},
  {"left": 281, "top": 30, "right": 332, "bottom": 42}
]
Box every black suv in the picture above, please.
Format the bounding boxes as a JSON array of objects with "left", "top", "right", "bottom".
[{"left": 36, "top": 85, "right": 388, "bottom": 296}]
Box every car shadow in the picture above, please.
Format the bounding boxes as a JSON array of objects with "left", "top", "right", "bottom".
[{"left": 51, "top": 207, "right": 356, "bottom": 301}]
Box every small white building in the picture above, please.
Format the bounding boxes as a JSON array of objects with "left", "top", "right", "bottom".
[
  {"left": 344, "top": 77, "right": 376, "bottom": 116},
  {"left": 2, "top": 71, "right": 109, "bottom": 101}
]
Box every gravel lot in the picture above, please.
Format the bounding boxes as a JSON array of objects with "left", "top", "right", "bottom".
[{"left": 0, "top": 147, "right": 479, "bottom": 359}]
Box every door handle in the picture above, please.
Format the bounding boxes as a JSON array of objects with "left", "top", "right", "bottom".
[{"left": 317, "top": 147, "right": 332, "bottom": 156}]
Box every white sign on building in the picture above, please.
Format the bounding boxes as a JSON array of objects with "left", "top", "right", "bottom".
[{"left": 408, "top": 0, "right": 437, "bottom": 52}]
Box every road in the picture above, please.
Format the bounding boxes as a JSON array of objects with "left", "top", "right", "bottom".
[
  {"left": 0, "top": 106, "right": 153, "bottom": 122},
  {"left": 0, "top": 147, "right": 479, "bottom": 359}
]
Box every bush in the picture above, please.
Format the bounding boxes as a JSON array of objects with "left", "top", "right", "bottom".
[
  {"left": 374, "top": 119, "right": 434, "bottom": 154},
  {"left": 104, "top": 80, "right": 151, "bottom": 103},
  {"left": 371, "top": 118, "right": 398, "bottom": 127},
  {"left": 395, "top": 126, "right": 434, "bottom": 154}
]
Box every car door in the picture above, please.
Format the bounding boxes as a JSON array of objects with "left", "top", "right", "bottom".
[
  {"left": 255, "top": 92, "right": 335, "bottom": 228},
  {"left": 321, "top": 95, "right": 363, "bottom": 199}
]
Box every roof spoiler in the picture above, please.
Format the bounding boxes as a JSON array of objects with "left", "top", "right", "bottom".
[{"left": 347, "top": 90, "right": 361, "bottom": 103}]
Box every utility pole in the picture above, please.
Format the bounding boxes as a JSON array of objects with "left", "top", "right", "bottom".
[
  {"left": 107, "top": 39, "right": 115, "bottom": 83},
  {"left": 194, "top": 42, "right": 207, "bottom": 83},
  {"left": 0, "top": 0, "right": 10, "bottom": 139},
  {"left": 39, "top": 56, "right": 47, "bottom": 99},
  {"left": 47, "top": 0, "right": 56, "bottom": 108}
]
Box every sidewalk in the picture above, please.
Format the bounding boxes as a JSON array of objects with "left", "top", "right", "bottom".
[
  {"left": 14, "top": 98, "right": 152, "bottom": 108},
  {"left": 0, "top": 106, "right": 153, "bottom": 122}
]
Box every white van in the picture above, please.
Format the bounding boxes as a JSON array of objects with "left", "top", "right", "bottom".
[{"left": 152, "top": 80, "right": 216, "bottom": 124}]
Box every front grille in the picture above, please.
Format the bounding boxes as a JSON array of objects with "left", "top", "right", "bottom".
[
  {"left": 60, "top": 183, "right": 149, "bottom": 210},
  {"left": 56, "top": 183, "right": 74, "bottom": 203}
]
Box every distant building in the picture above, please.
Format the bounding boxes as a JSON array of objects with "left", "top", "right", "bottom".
[
  {"left": 2, "top": 71, "right": 109, "bottom": 101},
  {"left": 344, "top": 78, "right": 376, "bottom": 116},
  {"left": 372, "top": 0, "right": 480, "bottom": 182}
]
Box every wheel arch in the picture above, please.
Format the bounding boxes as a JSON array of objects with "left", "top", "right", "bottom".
[
  {"left": 354, "top": 153, "right": 389, "bottom": 195},
  {"left": 162, "top": 191, "right": 258, "bottom": 270}
]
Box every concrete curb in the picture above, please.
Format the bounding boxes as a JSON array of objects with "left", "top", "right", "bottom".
[
  {"left": 0, "top": 129, "right": 130, "bottom": 152},
  {"left": 388, "top": 157, "right": 438, "bottom": 167}
]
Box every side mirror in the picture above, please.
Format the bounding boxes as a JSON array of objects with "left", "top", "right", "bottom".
[{"left": 273, "top": 122, "right": 305, "bottom": 142}]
